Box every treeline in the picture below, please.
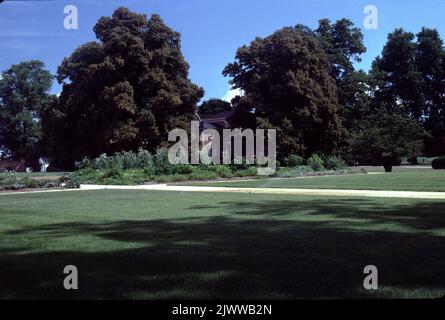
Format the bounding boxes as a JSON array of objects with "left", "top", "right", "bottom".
[{"left": 0, "top": 7, "right": 444, "bottom": 171}]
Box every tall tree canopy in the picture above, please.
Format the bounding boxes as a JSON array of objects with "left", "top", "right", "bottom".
[
  {"left": 369, "top": 27, "right": 445, "bottom": 155},
  {"left": 198, "top": 99, "right": 232, "bottom": 115},
  {"left": 0, "top": 60, "right": 54, "bottom": 164},
  {"left": 315, "top": 18, "right": 366, "bottom": 83},
  {"left": 53, "top": 7, "right": 203, "bottom": 166},
  {"left": 314, "top": 19, "right": 368, "bottom": 131},
  {"left": 223, "top": 26, "right": 343, "bottom": 157}
]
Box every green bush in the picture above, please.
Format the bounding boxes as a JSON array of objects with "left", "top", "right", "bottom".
[
  {"left": 138, "top": 149, "right": 155, "bottom": 174},
  {"left": 214, "top": 165, "right": 234, "bottom": 178},
  {"left": 284, "top": 154, "right": 304, "bottom": 167},
  {"left": 154, "top": 174, "right": 189, "bottom": 183},
  {"left": 188, "top": 169, "right": 219, "bottom": 181},
  {"left": 234, "top": 166, "right": 258, "bottom": 177},
  {"left": 65, "top": 175, "right": 81, "bottom": 189},
  {"left": 95, "top": 153, "right": 111, "bottom": 170},
  {"left": 172, "top": 164, "right": 194, "bottom": 174},
  {"left": 78, "top": 150, "right": 156, "bottom": 173},
  {"left": 0, "top": 174, "right": 59, "bottom": 190},
  {"left": 78, "top": 157, "right": 94, "bottom": 170},
  {"left": 307, "top": 155, "right": 325, "bottom": 171},
  {"left": 154, "top": 148, "right": 176, "bottom": 175},
  {"left": 325, "top": 156, "right": 347, "bottom": 170},
  {"left": 230, "top": 157, "right": 251, "bottom": 171},
  {"left": 432, "top": 156, "right": 445, "bottom": 169}
]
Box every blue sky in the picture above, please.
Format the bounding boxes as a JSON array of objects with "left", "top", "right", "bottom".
[{"left": 1, "top": 0, "right": 445, "bottom": 101}]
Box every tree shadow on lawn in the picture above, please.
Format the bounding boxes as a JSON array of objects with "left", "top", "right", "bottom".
[
  {"left": 0, "top": 199, "right": 444, "bottom": 299},
  {"left": 191, "top": 198, "right": 445, "bottom": 231}
]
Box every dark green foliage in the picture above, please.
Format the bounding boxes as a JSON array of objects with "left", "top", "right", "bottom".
[
  {"left": 432, "top": 156, "right": 445, "bottom": 169},
  {"left": 369, "top": 27, "right": 445, "bottom": 156},
  {"left": 315, "top": 19, "right": 366, "bottom": 83},
  {"left": 307, "top": 155, "right": 325, "bottom": 171},
  {"left": 67, "top": 150, "right": 259, "bottom": 185},
  {"left": 223, "top": 26, "right": 343, "bottom": 157},
  {"left": 313, "top": 19, "right": 368, "bottom": 136},
  {"left": 324, "top": 156, "right": 347, "bottom": 170},
  {"left": 79, "top": 149, "right": 154, "bottom": 173},
  {"left": 153, "top": 148, "right": 175, "bottom": 175},
  {"left": 199, "top": 99, "right": 232, "bottom": 115},
  {"left": 0, "top": 61, "right": 54, "bottom": 165},
  {"left": 284, "top": 154, "right": 304, "bottom": 167},
  {"left": 52, "top": 7, "right": 204, "bottom": 167},
  {"left": 213, "top": 165, "right": 234, "bottom": 178},
  {"left": 350, "top": 110, "right": 428, "bottom": 172},
  {"left": 0, "top": 174, "right": 61, "bottom": 190}
]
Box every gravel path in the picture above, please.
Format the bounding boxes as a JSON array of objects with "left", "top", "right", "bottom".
[
  {"left": 1, "top": 183, "right": 445, "bottom": 199},
  {"left": 78, "top": 184, "right": 445, "bottom": 199}
]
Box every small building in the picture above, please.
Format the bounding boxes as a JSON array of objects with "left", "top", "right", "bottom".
[{"left": 199, "top": 111, "right": 234, "bottom": 147}]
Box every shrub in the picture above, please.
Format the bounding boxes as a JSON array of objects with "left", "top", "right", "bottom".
[
  {"left": 154, "top": 148, "right": 176, "bottom": 175},
  {"left": 307, "top": 154, "right": 325, "bottom": 171},
  {"left": 138, "top": 149, "right": 155, "bottom": 174},
  {"left": 103, "top": 168, "right": 123, "bottom": 180},
  {"left": 78, "top": 157, "right": 94, "bottom": 170},
  {"left": 65, "top": 176, "right": 81, "bottom": 188},
  {"left": 172, "top": 164, "right": 194, "bottom": 175},
  {"left": 154, "top": 174, "right": 189, "bottom": 183},
  {"left": 325, "top": 156, "right": 347, "bottom": 170},
  {"left": 0, "top": 174, "right": 59, "bottom": 190},
  {"left": 188, "top": 170, "right": 219, "bottom": 181},
  {"left": 214, "top": 165, "right": 234, "bottom": 178},
  {"left": 95, "top": 153, "right": 111, "bottom": 170},
  {"left": 230, "top": 157, "right": 250, "bottom": 171},
  {"left": 432, "top": 156, "right": 445, "bottom": 169},
  {"left": 234, "top": 166, "right": 258, "bottom": 177},
  {"left": 284, "top": 154, "right": 304, "bottom": 167}
]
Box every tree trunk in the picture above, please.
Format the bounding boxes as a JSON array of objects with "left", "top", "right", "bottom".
[{"left": 382, "top": 157, "right": 394, "bottom": 172}]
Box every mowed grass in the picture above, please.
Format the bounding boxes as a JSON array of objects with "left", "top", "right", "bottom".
[
  {"left": 0, "top": 190, "right": 444, "bottom": 299},
  {"left": 0, "top": 172, "right": 69, "bottom": 178},
  {"left": 191, "top": 170, "right": 445, "bottom": 192}
]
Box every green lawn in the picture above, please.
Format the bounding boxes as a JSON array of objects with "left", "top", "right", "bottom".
[
  {"left": 191, "top": 170, "right": 445, "bottom": 192},
  {"left": 0, "top": 190, "right": 444, "bottom": 299},
  {"left": 0, "top": 172, "right": 69, "bottom": 178}
]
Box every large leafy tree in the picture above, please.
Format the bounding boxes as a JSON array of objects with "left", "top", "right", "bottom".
[
  {"left": 315, "top": 19, "right": 366, "bottom": 84},
  {"left": 223, "top": 27, "right": 343, "bottom": 157},
  {"left": 0, "top": 60, "right": 54, "bottom": 164},
  {"left": 350, "top": 109, "right": 428, "bottom": 172},
  {"left": 198, "top": 99, "right": 232, "bottom": 115},
  {"left": 314, "top": 19, "right": 367, "bottom": 130},
  {"left": 416, "top": 28, "right": 445, "bottom": 155},
  {"left": 369, "top": 29, "right": 423, "bottom": 118},
  {"left": 369, "top": 27, "right": 445, "bottom": 155},
  {"left": 53, "top": 7, "right": 203, "bottom": 167}
]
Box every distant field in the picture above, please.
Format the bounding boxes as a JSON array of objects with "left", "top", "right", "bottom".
[
  {"left": 0, "top": 190, "right": 444, "bottom": 299},
  {"left": 189, "top": 170, "right": 445, "bottom": 192}
]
